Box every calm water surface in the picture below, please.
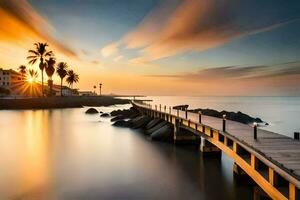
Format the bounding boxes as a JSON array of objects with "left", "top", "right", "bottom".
[{"left": 0, "top": 104, "right": 253, "bottom": 200}]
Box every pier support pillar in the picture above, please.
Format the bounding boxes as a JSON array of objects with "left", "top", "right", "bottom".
[
  {"left": 233, "top": 162, "right": 255, "bottom": 185},
  {"left": 253, "top": 186, "right": 271, "bottom": 200},
  {"left": 199, "top": 137, "right": 221, "bottom": 157},
  {"left": 173, "top": 118, "right": 180, "bottom": 143}
]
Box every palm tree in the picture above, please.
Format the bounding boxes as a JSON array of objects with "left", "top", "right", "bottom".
[
  {"left": 18, "top": 65, "right": 27, "bottom": 81},
  {"left": 27, "top": 69, "right": 39, "bottom": 97},
  {"left": 56, "top": 62, "right": 68, "bottom": 97},
  {"left": 27, "top": 42, "right": 53, "bottom": 96},
  {"left": 66, "top": 70, "right": 79, "bottom": 95},
  {"left": 45, "top": 57, "right": 56, "bottom": 96},
  {"left": 27, "top": 69, "right": 38, "bottom": 82},
  {"left": 93, "top": 85, "right": 96, "bottom": 94}
]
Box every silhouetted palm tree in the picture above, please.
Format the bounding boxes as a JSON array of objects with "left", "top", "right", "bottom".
[
  {"left": 56, "top": 62, "right": 68, "bottom": 96},
  {"left": 46, "top": 57, "right": 56, "bottom": 96},
  {"left": 27, "top": 69, "right": 38, "bottom": 82},
  {"left": 66, "top": 70, "right": 79, "bottom": 92},
  {"left": 18, "top": 65, "right": 27, "bottom": 81},
  {"left": 27, "top": 42, "right": 53, "bottom": 96},
  {"left": 93, "top": 85, "right": 96, "bottom": 94}
]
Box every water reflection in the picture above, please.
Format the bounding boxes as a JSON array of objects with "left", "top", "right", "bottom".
[{"left": 0, "top": 106, "right": 253, "bottom": 199}]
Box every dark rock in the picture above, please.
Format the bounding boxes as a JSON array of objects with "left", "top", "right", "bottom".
[
  {"left": 130, "top": 116, "right": 152, "bottom": 129},
  {"left": 111, "top": 115, "right": 125, "bottom": 122},
  {"left": 110, "top": 107, "right": 140, "bottom": 119},
  {"left": 145, "top": 121, "right": 168, "bottom": 135},
  {"left": 100, "top": 113, "right": 110, "bottom": 117},
  {"left": 191, "top": 108, "right": 267, "bottom": 125},
  {"left": 85, "top": 108, "right": 98, "bottom": 114},
  {"left": 145, "top": 118, "right": 163, "bottom": 130},
  {"left": 150, "top": 124, "right": 173, "bottom": 141},
  {"left": 112, "top": 120, "right": 131, "bottom": 127}
]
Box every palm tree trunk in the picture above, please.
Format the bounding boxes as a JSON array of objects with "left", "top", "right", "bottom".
[
  {"left": 50, "top": 79, "right": 53, "bottom": 96},
  {"left": 61, "top": 78, "right": 63, "bottom": 97},
  {"left": 41, "top": 69, "right": 44, "bottom": 97}
]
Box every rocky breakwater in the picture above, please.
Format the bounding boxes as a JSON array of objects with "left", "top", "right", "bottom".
[
  {"left": 189, "top": 108, "right": 268, "bottom": 126},
  {"left": 110, "top": 107, "right": 174, "bottom": 141}
]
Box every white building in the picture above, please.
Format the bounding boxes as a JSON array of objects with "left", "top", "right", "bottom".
[{"left": 53, "top": 85, "right": 78, "bottom": 96}]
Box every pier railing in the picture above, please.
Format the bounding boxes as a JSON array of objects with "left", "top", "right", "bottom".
[{"left": 132, "top": 100, "right": 300, "bottom": 200}]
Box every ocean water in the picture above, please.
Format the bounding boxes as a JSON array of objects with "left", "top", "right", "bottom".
[
  {"left": 1, "top": 96, "right": 299, "bottom": 199},
  {"left": 137, "top": 96, "right": 300, "bottom": 138},
  {"left": 0, "top": 104, "right": 253, "bottom": 200}
]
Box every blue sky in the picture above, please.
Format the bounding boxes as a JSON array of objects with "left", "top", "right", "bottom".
[{"left": 28, "top": 0, "right": 300, "bottom": 67}]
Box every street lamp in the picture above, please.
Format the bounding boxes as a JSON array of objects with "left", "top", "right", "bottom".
[
  {"left": 222, "top": 114, "right": 226, "bottom": 132},
  {"left": 253, "top": 122, "right": 258, "bottom": 140},
  {"left": 99, "top": 83, "right": 102, "bottom": 96}
]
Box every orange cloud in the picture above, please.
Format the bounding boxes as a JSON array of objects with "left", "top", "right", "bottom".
[
  {"left": 106, "top": 0, "right": 298, "bottom": 63},
  {"left": 0, "top": 0, "right": 76, "bottom": 57},
  {"left": 100, "top": 42, "right": 119, "bottom": 57}
]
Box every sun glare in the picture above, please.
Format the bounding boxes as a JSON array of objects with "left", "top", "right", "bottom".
[{"left": 27, "top": 78, "right": 34, "bottom": 83}]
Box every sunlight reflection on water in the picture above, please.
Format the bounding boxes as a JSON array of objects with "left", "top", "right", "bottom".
[{"left": 0, "top": 104, "right": 253, "bottom": 200}]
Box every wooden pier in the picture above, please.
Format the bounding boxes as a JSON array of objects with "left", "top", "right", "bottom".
[{"left": 132, "top": 100, "right": 300, "bottom": 200}]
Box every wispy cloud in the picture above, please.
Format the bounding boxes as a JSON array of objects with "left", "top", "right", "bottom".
[
  {"left": 102, "top": 0, "right": 299, "bottom": 63},
  {"left": 0, "top": 0, "right": 76, "bottom": 57},
  {"left": 145, "top": 61, "right": 300, "bottom": 80},
  {"left": 100, "top": 42, "right": 119, "bottom": 57}
]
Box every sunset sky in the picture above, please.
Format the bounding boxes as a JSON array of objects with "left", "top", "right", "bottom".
[{"left": 0, "top": 0, "right": 300, "bottom": 96}]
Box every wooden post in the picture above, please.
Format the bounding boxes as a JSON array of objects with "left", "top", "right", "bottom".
[
  {"left": 233, "top": 142, "right": 237, "bottom": 153},
  {"left": 198, "top": 111, "right": 202, "bottom": 123},
  {"left": 294, "top": 132, "right": 299, "bottom": 140},
  {"left": 251, "top": 154, "right": 258, "bottom": 169},
  {"left": 185, "top": 108, "right": 188, "bottom": 119},
  {"left": 177, "top": 109, "right": 179, "bottom": 117},
  {"left": 268, "top": 168, "right": 278, "bottom": 186},
  {"left": 222, "top": 114, "right": 226, "bottom": 132},
  {"left": 174, "top": 118, "right": 180, "bottom": 142},
  {"left": 254, "top": 122, "right": 258, "bottom": 140},
  {"left": 289, "top": 183, "right": 296, "bottom": 200}
]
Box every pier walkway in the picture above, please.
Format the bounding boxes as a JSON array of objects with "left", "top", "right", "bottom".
[{"left": 132, "top": 100, "right": 300, "bottom": 200}]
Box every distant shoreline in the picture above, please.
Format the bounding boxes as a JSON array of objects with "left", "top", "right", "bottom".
[{"left": 0, "top": 96, "right": 130, "bottom": 110}]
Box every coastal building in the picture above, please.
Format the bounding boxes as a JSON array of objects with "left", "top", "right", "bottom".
[
  {"left": 53, "top": 85, "right": 79, "bottom": 96},
  {"left": 0, "top": 68, "right": 23, "bottom": 95}
]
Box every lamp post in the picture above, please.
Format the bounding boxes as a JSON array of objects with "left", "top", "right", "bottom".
[
  {"left": 294, "top": 132, "right": 299, "bottom": 140},
  {"left": 185, "top": 108, "right": 188, "bottom": 119},
  {"left": 93, "top": 85, "right": 96, "bottom": 94},
  {"left": 99, "top": 83, "right": 102, "bottom": 96},
  {"left": 222, "top": 114, "right": 226, "bottom": 132},
  {"left": 253, "top": 122, "right": 258, "bottom": 140},
  {"left": 198, "top": 111, "right": 202, "bottom": 124}
]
